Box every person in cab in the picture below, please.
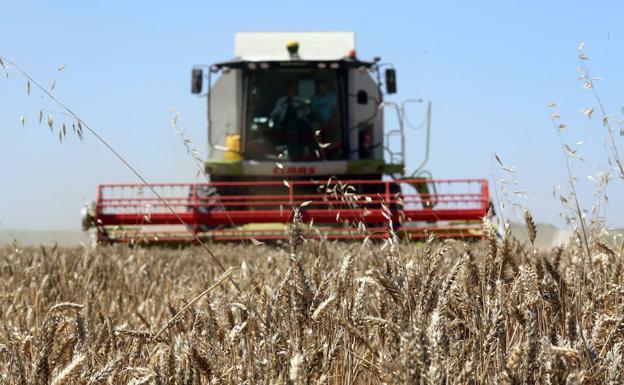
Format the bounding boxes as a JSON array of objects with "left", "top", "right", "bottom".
[
  {"left": 270, "top": 81, "right": 311, "bottom": 160},
  {"left": 311, "top": 78, "right": 341, "bottom": 158},
  {"left": 270, "top": 81, "right": 309, "bottom": 128},
  {"left": 310, "top": 79, "right": 337, "bottom": 128}
]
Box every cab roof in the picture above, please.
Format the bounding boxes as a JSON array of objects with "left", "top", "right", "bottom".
[
  {"left": 211, "top": 59, "right": 376, "bottom": 71},
  {"left": 234, "top": 31, "right": 355, "bottom": 61}
]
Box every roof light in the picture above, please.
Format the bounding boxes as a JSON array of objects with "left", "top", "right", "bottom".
[
  {"left": 286, "top": 40, "right": 300, "bottom": 58},
  {"left": 260, "top": 62, "right": 270, "bottom": 69},
  {"left": 248, "top": 62, "right": 257, "bottom": 70},
  {"left": 330, "top": 63, "right": 339, "bottom": 69},
  {"left": 348, "top": 49, "right": 357, "bottom": 59},
  {"left": 318, "top": 63, "right": 327, "bottom": 69}
]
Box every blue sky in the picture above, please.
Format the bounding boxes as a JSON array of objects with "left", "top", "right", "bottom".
[{"left": 1, "top": 0, "right": 623, "bottom": 230}]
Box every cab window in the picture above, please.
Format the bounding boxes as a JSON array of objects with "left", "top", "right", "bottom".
[{"left": 244, "top": 67, "right": 343, "bottom": 161}]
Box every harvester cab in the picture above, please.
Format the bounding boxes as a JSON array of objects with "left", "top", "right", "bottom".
[
  {"left": 83, "top": 32, "right": 491, "bottom": 243},
  {"left": 194, "top": 32, "right": 402, "bottom": 180}
]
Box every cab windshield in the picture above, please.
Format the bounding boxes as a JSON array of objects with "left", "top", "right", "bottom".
[{"left": 244, "top": 67, "right": 343, "bottom": 161}]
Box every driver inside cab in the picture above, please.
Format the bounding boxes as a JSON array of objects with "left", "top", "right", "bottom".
[
  {"left": 269, "top": 81, "right": 311, "bottom": 160},
  {"left": 270, "top": 81, "right": 309, "bottom": 128}
]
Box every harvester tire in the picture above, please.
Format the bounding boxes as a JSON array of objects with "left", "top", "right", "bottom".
[{"left": 188, "top": 185, "right": 226, "bottom": 232}]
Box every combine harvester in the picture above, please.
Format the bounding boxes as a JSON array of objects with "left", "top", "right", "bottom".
[{"left": 82, "top": 32, "right": 491, "bottom": 243}]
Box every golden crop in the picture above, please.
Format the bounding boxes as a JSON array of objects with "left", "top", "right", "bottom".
[{"left": 1, "top": 223, "right": 623, "bottom": 384}]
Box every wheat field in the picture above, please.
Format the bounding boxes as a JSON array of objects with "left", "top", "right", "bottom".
[{"left": 1, "top": 220, "right": 623, "bottom": 384}]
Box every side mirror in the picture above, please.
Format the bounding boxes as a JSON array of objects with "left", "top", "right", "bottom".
[
  {"left": 191, "top": 68, "right": 203, "bottom": 94},
  {"left": 385, "top": 68, "right": 397, "bottom": 94},
  {"left": 356, "top": 90, "right": 368, "bottom": 104}
]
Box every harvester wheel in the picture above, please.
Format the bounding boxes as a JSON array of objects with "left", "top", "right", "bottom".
[
  {"left": 188, "top": 185, "right": 226, "bottom": 231},
  {"left": 410, "top": 178, "right": 436, "bottom": 209},
  {"left": 358, "top": 181, "right": 403, "bottom": 234},
  {"left": 388, "top": 183, "right": 404, "bottom": 232}
]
